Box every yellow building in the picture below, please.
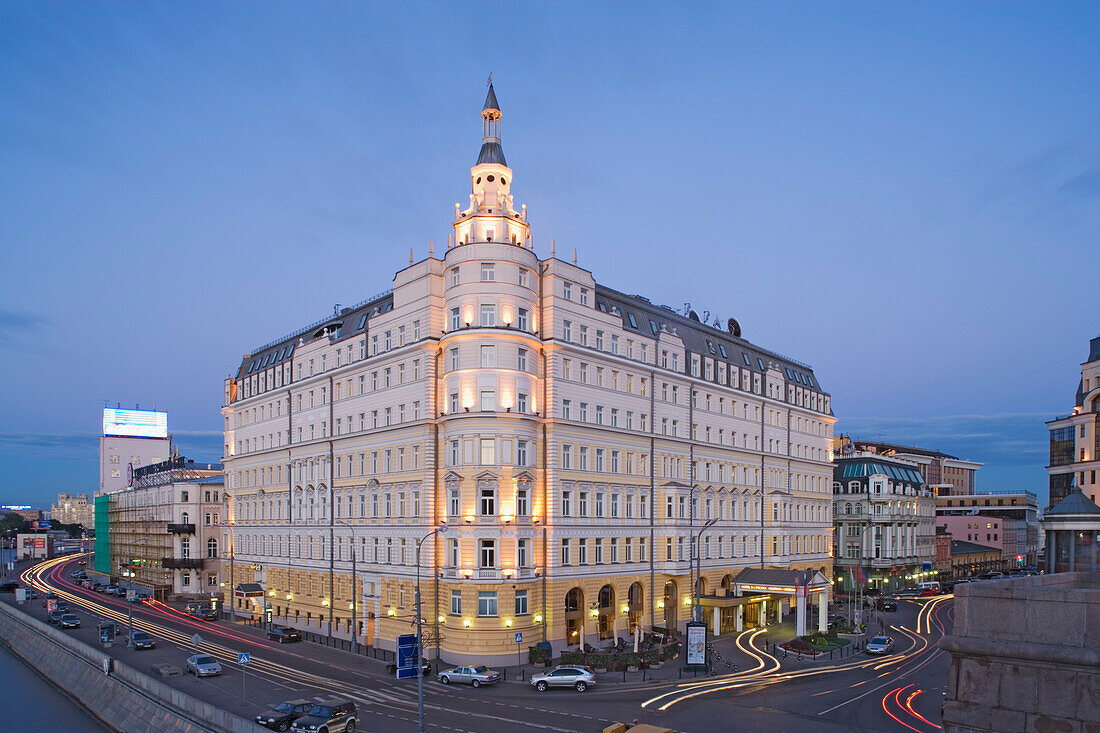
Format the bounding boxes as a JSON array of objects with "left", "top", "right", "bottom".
[{"left": 222, "top": 85, "right": 836, "bottom": 665}]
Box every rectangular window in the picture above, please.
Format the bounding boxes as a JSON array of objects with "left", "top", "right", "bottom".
[
  {"left": 561, "top": 539, "right": 570, "bottom": 565},
  {"left": 480, "top": 304, "right": 496, "bottom": 327},
  {"left": 517, "top": 308, "right": 529, "bottom": 331},
  {"left": 450, "top": 267, "right": 460, "bottom": 286},
  {"left": 451, "top": 308, "right": 461, "bottom": 331},
  {"left": 563, "top": 281, "right": 572, "bottom": 299},
  {"left": 481, "top": 262, "right": 495, "bottom": 282},
  {"left": 515, "top": 486, "right": 529, "bottom": 515},
  {"left": 480, "top": 438, "right": 496, "bottom": 465},
  {"left": 516, "top": 440, "right": 528, "bottom": 466},
  {"left": 561, "top": 490, "right": 572, "bottom": 516},
  {"left": 451, "top": 589, "right": 461, "bottom": 615},
  {"left": 518, "top": 537, "right": 530, "bottom": 567},
  {"left": 480, "top": 390, "right": 495, "bottom": 411},
  {"left": 480, "top": 345, "right": 497, "bottom": 368},
  {"left": 563, "top": 320, "right": 572, "bottom": 341},
  {"left": 517, "top": 348, "right": 527, "bottom": 372},
  {"left": 517, "top": 393, "right": 528, "bottom": 413},
  {"left": 479, "top": 540, "right": 496, "bottom": 569},
  {"left": 518, "top": 268, "right": 529, "bottom": 287},
  {"left": 561, "top": 399, "right": 571, "bottom": 419},
  {"left": 514, "top": 589, "right": 528, "bottom": 616}
]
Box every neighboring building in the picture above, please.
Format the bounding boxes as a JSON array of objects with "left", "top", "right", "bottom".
[
  {"left": 831, "top": 452, "right": 936, "bottom": 592},
  {"left": 1046, "top": 335, "right": 1100, "bottom": 509},
  {"left": 1, "top": 507, "right": 42, "bottom": 523},
  {"left": 949, "top": 540, "right": 1001, "bottom": 578},
  {"left": 99, "top": 408, "right": 170, "bottom": 495},
  {"left": 50, "top": 493, "right": 93, "bottom": 527},
  {"left": 834, "top": 436, "right": 982, "bottom": 497},
  {"left": 15, "top": 532, "right": 53, "bottom": 560},
  {"left": 94, "top": 456, "right": 224, "bottom": 600},
  {"left": 936, "top": 490, "right": 1039, "bottom": 568},
  {"left": 934, "top": 525, "right": 952, "bottom": 576},
  {"left": 940, "top": 573, "right": 1100, "bottom": 733},
  {"left": 221, "top": 85, "right": 838, "bottom": 665},
  {"left": 1040, "top": 483, "right": 1099, "bottom": 573}
]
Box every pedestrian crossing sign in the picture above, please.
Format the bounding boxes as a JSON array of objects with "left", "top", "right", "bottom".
[{"left": 238, "top": 652, "right": 250, "bottom": 665}]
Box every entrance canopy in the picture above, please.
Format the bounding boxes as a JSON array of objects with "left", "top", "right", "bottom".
[
  {"left": 234, "top": 583, "right": 264, "bottom": 598},
  {"left": 731, "top": 568, "right": 830, "bottom": 596}
]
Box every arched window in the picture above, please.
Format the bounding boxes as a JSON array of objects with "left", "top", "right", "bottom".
[
  {"left": 206, "top": 538, "right": 218, "bottom": 558},
  {"left": 181, "top": 512, "right": 190, "bottom": 525}
]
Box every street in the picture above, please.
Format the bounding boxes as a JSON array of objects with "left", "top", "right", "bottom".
[{"left": 7, "top": 553, "right": 954, "bottom": 733}]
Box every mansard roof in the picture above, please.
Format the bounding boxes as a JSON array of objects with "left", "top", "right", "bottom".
[{"left": 594, "top": 284, "right": 830, "bottom": 409}]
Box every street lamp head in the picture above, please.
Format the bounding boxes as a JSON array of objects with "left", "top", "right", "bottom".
[{"left": 438, "top": 525, "right": 448, "bottom": 534}]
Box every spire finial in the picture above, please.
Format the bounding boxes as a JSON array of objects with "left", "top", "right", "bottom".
[{"left": 487, "top": 72, "right": 492, "bottom": 87}]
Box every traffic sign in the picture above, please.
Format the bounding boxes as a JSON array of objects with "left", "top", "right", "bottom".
[
  {"left": 190, "top": 633, "right": 203, "bottom": 650},
  {"left": 514, "top": 632, "right": 522, "bottom": 643},
  {"left": 238, "top": 652, "right": 250, "bottom": 666}
]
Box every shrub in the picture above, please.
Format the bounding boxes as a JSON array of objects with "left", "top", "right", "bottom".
[
  {"left": 560, "top": 651, "right": 585, "bottom": 665},
  {"left": 528, "top": 646, "right": 551, "bottom": 665}
]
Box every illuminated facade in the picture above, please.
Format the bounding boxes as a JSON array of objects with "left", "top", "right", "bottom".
[
  {"left": 1046, "top": 335, "right": 1100, "bottom": 508},
  {"left": 222, "top": 86, "right": 836, "bottom": 664}
]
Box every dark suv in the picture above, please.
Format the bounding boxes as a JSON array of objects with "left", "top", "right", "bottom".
[{"left": 289, "top": 699, "right": 358, "bottom": 733}]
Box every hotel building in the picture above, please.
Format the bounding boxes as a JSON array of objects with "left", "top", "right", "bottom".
[
  {"left": 221, "top": 86, "right": 837, "bottom": 664},
  {"left": 1047, "top": 335, "right": 1100, "bottom": 508}
]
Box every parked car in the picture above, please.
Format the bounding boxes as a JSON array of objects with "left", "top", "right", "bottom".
[
  {"left": 0, "top": 582, "right": 19, "bottom": 593},
  {"left": 866, "top": 636, "right": 895, "bottom": 655},
  {"left": 256, "top": 699, "right": 313, "bottom": 732},
  {"left": 104, "top": 585, "right": 120, "bottom": 595},
  {"left": 387, "top": 658, "right": 432, "bottom": 676},
  {"left": 186, "top": 654, "right": 222, "bottom": 677},
  {"left": 267, "top": 626, "right": 302, "bottom": 643},
  {"left": 530, "top": 665, "right": 596, "bottom": 692},
  {"left": 59, "top": 614, "right": 81, "bottom": 629},
  {"left": 47, "top": 610, "right": 66, "bottom": 624},
  {"left": 289, "top": 699, "right": 358, "bottom": 733},
  {"left": 437, "top": 664, "right": 502, "bottom": 687},
  {"left": 128, "top": 631, "right": 156, "bottom": 649}
]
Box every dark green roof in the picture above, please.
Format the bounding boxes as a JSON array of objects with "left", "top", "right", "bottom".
[
  {"left": 483, "top": 83, "right": 500, "bottom": 112},
  {"left": 1044, "top": 487, "right": 1100, "bottom": 520}
]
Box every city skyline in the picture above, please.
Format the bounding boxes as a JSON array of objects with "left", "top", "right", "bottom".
[{"left": 3, "top": 2, "right": 1099, "bottom": 508}]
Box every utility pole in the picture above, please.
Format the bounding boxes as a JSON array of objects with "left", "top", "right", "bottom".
[{"left": 416, "top": 526, "right": 447, "bottom": 733}]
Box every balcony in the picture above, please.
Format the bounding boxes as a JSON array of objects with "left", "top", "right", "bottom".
[
  {"left": 161, "top": 557, "right": 204, "bottom": 570},
  {"left": 167, "top": 523, "right": 195, "bottom": 534}
]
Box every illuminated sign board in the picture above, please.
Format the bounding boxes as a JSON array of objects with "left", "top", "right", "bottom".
[
  {"left": 102, "top": 409, "right": 168, "bottom": 439},
  {"left": 1, "top": 505, "right": 32, "bottom": 510}
]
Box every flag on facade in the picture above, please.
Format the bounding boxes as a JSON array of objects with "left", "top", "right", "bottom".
[{"left": 855, "top": 566, "right": 867, "bottom": 584}]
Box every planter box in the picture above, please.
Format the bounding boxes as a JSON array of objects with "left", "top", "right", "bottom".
[
  {"left": 626, "top": 665, "right": 639, "bottom": 673},
  {"left": 595, "top": 667, "right": 608, "bottom": 674}
]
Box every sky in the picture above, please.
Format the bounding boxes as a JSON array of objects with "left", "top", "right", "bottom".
[{"left": 1, "top": 2, "right": 1097, "bottom": 510}]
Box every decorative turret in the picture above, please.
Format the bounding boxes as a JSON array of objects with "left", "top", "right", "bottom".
[{"left": 453, "top": 80, "right": 529, "bottom": 247}]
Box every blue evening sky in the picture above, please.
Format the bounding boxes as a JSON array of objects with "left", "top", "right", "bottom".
[{"left": 1, "top": 2, "right": 1097, "bottom": 509}]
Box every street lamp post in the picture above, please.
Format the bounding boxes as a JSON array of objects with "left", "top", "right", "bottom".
[
  {"left": 416, "top": 526, "right": 447, "bottom": 733},
  {"left": 336, "top": 520, "right": 361, "bottom": 655},
  {"left": 692, "top": 518, "right": 718, "bottom": 623},
  {"left": 688, "top": 484, "right": 701, "bottom": 623}
]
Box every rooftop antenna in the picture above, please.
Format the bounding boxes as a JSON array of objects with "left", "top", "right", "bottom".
[
  {"left": 333, "top": 303, "right": 342, "bottom": 316},
  {"left": 429, "top": 239, "right": 434, "bottom": 257},
  {"left": 409, "top": 248, "right": 414, "bottom": 265},
  {"left": 572, "top": 248, "right": 577, "bottom": 265}
]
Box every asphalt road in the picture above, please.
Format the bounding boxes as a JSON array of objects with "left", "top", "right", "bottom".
[{"left": 11, "top": 554, "right": 953, "bottom": 733}]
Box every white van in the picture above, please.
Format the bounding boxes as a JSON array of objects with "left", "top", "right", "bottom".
[{"left": 917, "top": 581, "right": 941, "bottom": 595}]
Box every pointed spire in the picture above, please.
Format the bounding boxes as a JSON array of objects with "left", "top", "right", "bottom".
[
  {"left": 483, "top": 81, "right": 500, "bottom": 114},
  {"left": 477, "top": 79, "right": 507, "bottom": 166}
]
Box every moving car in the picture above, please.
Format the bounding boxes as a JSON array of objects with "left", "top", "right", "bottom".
[
  {"left": 267, "top": 626, "right": 302, "bottom": 643},
  {"left": 866, "top": 636, "right": 895, "bottom": 655},
  {"left": 877, "top": 598, "right": 898, "bottom": 612},
  {"left": 128, "top": 631, "right": 156, "bottom": 649},
  {"left": 437, "top": 664, "right": 502, "bottom": 687},
  {"left": 256, "top": 699, "right": 313, "bottom": 732},
  {"left": 185, "top": 654, "right": 222, "bottom": 677},
  {"left": 289, "top": 699, "right": 358, "bottom": 733},
  {"left": 59, "top": 614, "right": 81, "bottom": 629},
  {"left": 530, "top": 665, "right": 596, "bottom": 692}
]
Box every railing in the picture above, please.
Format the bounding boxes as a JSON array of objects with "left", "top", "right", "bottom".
[
  {"left": 518, "top": 568, "right": 536, "bottom": 579},
  {"left": 250, "top": 289, "right": 393, "bottom": 354},
  {"left": 166, "top": 524, "right": 195, "bottom": 534},
  {"left": 161, "top": 557, "right": 204, "bottom": 569},
  {"left": 477, "top": 568, "right": 498, "bottom": 580}
]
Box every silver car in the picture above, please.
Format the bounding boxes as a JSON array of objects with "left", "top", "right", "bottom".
[
  {"left": 866, "top": 636, "right": 895, "bottom": 655},
  {"left": 186, "top": 654, "right": 222, "bottom": 677},
  {"left": 438, "top": 664, "right": 502, "bottom": 687},
  {"left": 530, "top": 665, "right": 596, "bottom": 692}
]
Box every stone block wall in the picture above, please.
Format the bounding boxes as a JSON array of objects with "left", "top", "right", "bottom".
[
  {"left": 939, "top": 572, "right": 1100, "bottom": 732},
  {"left": 0, "top": 602, "right": 255, "bottom": 733}
]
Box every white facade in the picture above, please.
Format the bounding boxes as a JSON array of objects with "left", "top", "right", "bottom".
[
  {"left": 222, "top": 86, "right": 837, "bottom": 664},
  {"left": 1047, "top": 335, "right": 1100, "bottom": 508},
  {"left": 98, "top": 435, "right": 169, "bottom": 494}
]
